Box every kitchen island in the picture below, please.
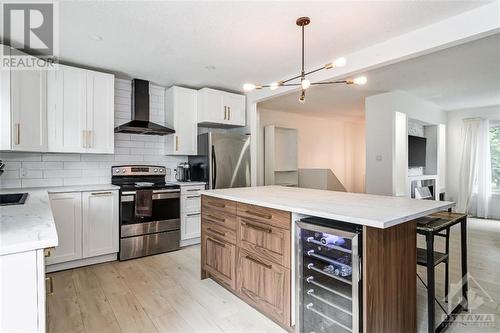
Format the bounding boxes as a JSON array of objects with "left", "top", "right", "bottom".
[{"left": 200, "top": 186, "right": 454, "bottom": 333}]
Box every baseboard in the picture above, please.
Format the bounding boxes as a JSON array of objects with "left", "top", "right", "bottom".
[
  {"left": 180, "top": 237, "right": 200, "bottom": 247},
  {"left": 46, "top": 253, "right": 117, "bottom": 273}
]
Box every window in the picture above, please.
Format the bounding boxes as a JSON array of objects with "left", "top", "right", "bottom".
[{"left": 491, "top": 124, "right": 500, "bottom": 191}]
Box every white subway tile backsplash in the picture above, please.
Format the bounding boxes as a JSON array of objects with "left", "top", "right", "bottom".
[
  {"left": 44, "top": 169, "right": 82, "bottom": 178},
  {"left": 42, "top": 154, "right": 81, "bottom": 162},
  {"left": 2, "top": 78, "right": 187, "bottom": 189},
  {"left": 22, "top": 178, "right": 63, "bottom": 188},
  {"left": 0, "top": 152, "right": 42, "bottom": 161}
]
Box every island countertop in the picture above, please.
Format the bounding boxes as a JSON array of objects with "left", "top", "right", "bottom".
[{"left": 202, "top": 185, "right": 454, "bottom": 229}]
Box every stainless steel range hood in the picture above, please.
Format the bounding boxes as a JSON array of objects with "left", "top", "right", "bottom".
[{"left": 114, "top": 79, "right": 175, "bottom": 135}]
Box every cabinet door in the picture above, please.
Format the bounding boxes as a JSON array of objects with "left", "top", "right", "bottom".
[
  {"left": 10, "top": 56, "right": 47, "bottom": 151},
  {"left": 224, "top": 93, "right": 246, "bottom": 126},
  {"left": 181, "top": 212, "right": 201, "bottom": 240},
  {"left": 47, "top": 192, "right": 83, "bottom": 265},
  {"left": 82, "top": 190, "right": 119, "bottom": 258},
  {"left": 197, "top": 88, "right": 224, "bottom": 124},
  {"left": 202, "top": 233, "right": 236, "bottom": 290},
  {"left": 47, "top": 65, "right": 87, "bottom": 152},
  {"left": 0, "top": 46, "right": 11, "bottom": 150},
  {"left": 237, "top": 249, "right": 291, "bottom": 325},
  {"left": 168, "top": 86, "right": 197, "bottom": 155},
  {"left": 86, "top": 71, "right": 114, "bottom": 153}
]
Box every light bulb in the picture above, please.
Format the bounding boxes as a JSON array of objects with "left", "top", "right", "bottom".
[
  {"left": 334, "top": 57, "right": 346, "bottom": 67},
  {"left": 243, "top": 83, "right": 256, "bottom": 92},
  {"left": 299, "top": 90, "right": 306, "bottom": 103},
  {"left": 270, "top": 82, "right": 279, "bottom": 90},
  {"left": 301, "top": 79, "right": 311, "bottom": 90},
  {"left": 353, "top": 76, "right": 367, "bottom": 85}
]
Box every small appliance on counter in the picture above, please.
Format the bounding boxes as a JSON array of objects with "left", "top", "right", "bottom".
[
  {"left": 175, "top": 162, "right": 191, "bottom": 182},
  {"left": 111, "top": 165, "right": 180, "bottom": 260},
  {"left": 296, "top": 217, "right": 362, "bottom": 333}
]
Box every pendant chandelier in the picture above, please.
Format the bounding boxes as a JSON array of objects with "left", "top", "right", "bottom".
[{"left": 243, "top": 17, "right": 367, "bottom": 103}]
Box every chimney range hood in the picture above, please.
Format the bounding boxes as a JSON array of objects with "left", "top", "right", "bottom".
[{"left": 114, "top": 79, "right": 175, "bottom": 135}]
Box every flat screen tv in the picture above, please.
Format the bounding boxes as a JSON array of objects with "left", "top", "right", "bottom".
[{"left": 408, "top": 135, "right": 427, "bottom": 167}]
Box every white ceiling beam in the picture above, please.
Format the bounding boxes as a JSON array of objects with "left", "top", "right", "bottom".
[{"left": 247, "top": 1, "right": 500, "bottom": 103}]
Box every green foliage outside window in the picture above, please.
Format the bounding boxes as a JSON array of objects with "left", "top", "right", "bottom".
[{"left": 491, "top": 126, "right": 500, "bottom": 190}]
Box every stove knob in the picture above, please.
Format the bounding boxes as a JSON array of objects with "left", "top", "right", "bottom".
[
  {"left": 159, "top": 168, "right": 164, "bottom": 173},
  {"left": 114, "top": 169, "right": 119, "bottom": 173},
  {"left": 122, "top": 169, "right": 126, "bottom": 173},
  {"left": 154, "top": 168, "right": 158, "bottom": 173}
]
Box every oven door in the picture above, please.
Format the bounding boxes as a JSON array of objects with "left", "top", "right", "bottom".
[{"left": 120, "top": 190, "right": 180, "bottom": 237}]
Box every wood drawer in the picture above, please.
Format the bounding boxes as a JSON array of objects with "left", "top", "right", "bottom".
[
  {"left": 202, "top": 233, "right": 236, "bottom": 291},
  {"left": 237, "top": 202, "right": 291, "bottom": 230},
  {"left": 237, "top": 248, "right": 291, "bottom": 326},
  {"left": 202, "top": 195, "right": 237, "bottom": 215},
  {"left": 237, "top": 217, "right": 290, "bottom": 268},
  {"left": 202, "top": 208, "right": 237, "bottom": 230},
  {"left": 203, "top": 220, "right": 236, "bottom": 245}
]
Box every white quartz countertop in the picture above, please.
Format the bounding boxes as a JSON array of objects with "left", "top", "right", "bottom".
[
  {"left": 46, "top": 184, "right": 120, "bottom": 193},
  {"left": 168, "top": 181, "right": 206, "bottom": 186},
  {"left": 0, "top": 188, "right": 58, "bottom": 256},
  {"left": 202, "top": 186, "right": 455, "bottom": 229}
]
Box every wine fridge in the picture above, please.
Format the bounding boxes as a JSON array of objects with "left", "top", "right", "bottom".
[{"left": 296, "top": 217, "right": 362, "bottom": 333}]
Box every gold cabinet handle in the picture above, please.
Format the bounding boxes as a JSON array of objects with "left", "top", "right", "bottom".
[
  {"left": 244, "top": 210, "right": 272, "bottom": 220},
  {"left": 15, "top": 123, "right": 20, "bottom": 145},
  {"left": 82, "top": 130, "right": 86, "bottom": 148},
  {"left": 44, "top": 247, "right": 55, "bottom": 258},
  {"left": 241, "top": 219, "right": 273, "bottom": 233},
  {"left": 87, "top": 130, "right": 91, "bottom": 149},
  {"left": 228, "top": 107, "right": 231, "bottom": 120},
  {"left": 175, "top": 136, "right": 179, "bottom": 151},
  {"left": 91, "top": 191, "right": 112, "bottom": 196},
  {"left": 45, "top": 276, "right": 54, "bottom": 296}
]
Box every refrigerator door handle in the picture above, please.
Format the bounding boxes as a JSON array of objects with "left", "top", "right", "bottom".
[{"left": 212, "top": 145, "right": 217, "bottom": 189}]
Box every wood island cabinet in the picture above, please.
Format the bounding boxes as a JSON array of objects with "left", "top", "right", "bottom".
[{"left": 201, "top": 195, "right": 292, "bottom": 327}]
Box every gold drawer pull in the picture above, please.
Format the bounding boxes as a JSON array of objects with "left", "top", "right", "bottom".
[
  {"left": 209, "top": 237, "right": 226, "bottom": 247},
  {"left": 15, "top": 123, "right": 21, "bottom": 145},
  {"left": 91, "top": 191, "right": 112, "bottom": 196},
  {"left": 44, "top": 247, "right": 55, "bottom": 258},
  {"left": 244, "top": 210, "right": 272, "bottom": 219},
  {"left": 241, "top": 220, "right": 272, "bottom": 233},
  {"left": 205, "top": 214, "right": 225, "bottom": 223},
  {"left": 207, "top": 227, "right": 226, "bottom": 237},
  {"left": 245, "top": 255, "right": 272, "bottom": 269},
  {"left": 45, "top": 276, "right": 54, "bottom": 296},
  {"left": 208, "top": 201, "right": 226, "bottom": 208}
]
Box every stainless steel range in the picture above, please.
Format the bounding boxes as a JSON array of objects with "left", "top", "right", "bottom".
[{"left": 111, "top": 165, "right": 180, "bottom": 260}]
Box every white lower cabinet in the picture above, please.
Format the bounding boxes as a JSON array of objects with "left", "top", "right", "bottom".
[
  {"left": 180, "top": 184, "right": 205, "bottom": 244},
  {"left": 82, "top": 191, "right": 119, "bottom": 257},
  {"left": 0, "top": 249, "right": 46, "bottom": 333},
  {"left": 47, "top": 190, "right": 118, "bottom": 271}
]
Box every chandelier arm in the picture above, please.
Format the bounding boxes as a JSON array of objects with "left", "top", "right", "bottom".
[
  {"left": 310, "top": 81, "right": 349, "bottom": 85},
  {"left": 280, "top": 65, "right": 335, "bottom": 85}
]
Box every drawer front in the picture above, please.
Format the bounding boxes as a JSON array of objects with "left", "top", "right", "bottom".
[
  {"left": 202, "top": 195, "right": 237, "bottom": 215},
  {"left": 237, "top": 249, "right": 291, "bottom": 326},
  {"left": 183, "top": 194, "right": 201, "bottom": 213},
  {"left": 203, "top": 219, "right": 236, "bottom": 245},
  {"left": 202, "top": 208, "right": 237, "bottom": 230},
  {"left": 237, "top": 217, "right": 291, "bottom": 268},
  {"left": 237, "top": 202, "right": 291, "bottom": 230},
  {"left": 202, "top": 233, "right": 236, "bottom": 290},
  {"left": 181, "top": 185, "right": 205, "bottom": 196}
]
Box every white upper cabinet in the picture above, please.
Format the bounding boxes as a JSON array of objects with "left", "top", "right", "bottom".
[
  {"left": 0, "top": 47, "right": 47, "bottom": 152},
  {"left": 47, "top": 65, "right": 114, "bottom": 153},
  {"left": 165, "top": 86, "right": 198, "bottom": 155},
  {"left": 197, "top": 88, "right": 245, "bottom": 127},
  {"left": 85, "top": 71, "right": 115, "bottom": 153}
]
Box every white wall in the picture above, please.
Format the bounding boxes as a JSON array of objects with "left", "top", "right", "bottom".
[
  {"left": 0, "top": 79, "right": 186, "bottom": 188},
  {"left": 257, "top": 108, "right": 365, "bottom": 193},
  {"left": 365, "top": 91, "right": 446, "bottom": 196},
  {"left": 446, "top": 105, "right": 500, "bottom": 219}
]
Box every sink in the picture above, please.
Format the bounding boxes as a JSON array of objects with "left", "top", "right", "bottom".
[{"left": 0, "top": 193, "right": 28, "bottom": 206}]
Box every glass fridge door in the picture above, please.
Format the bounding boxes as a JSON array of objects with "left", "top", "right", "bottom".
[{"left": 296, "top": 221, "right": 361, "bottom": 333}]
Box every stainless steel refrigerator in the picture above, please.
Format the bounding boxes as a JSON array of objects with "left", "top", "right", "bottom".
[{"left": 188, "top": 132, "right": 251, "bottom": 189}]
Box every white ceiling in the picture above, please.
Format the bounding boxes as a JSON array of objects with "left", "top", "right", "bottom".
[
  {"left": 48, "top": 1, "right": 490, "bottom": 91},
  {"left": 259, "top": 33, "right": 500, "bottom": 117}
]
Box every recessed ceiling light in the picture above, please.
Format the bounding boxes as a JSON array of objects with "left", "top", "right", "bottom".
[
  {"left": 88, "top": 34, "right": 103, "bottom": 41},
  {"left": 205, "top": 65, "right": 216, "bottom": 70}
]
